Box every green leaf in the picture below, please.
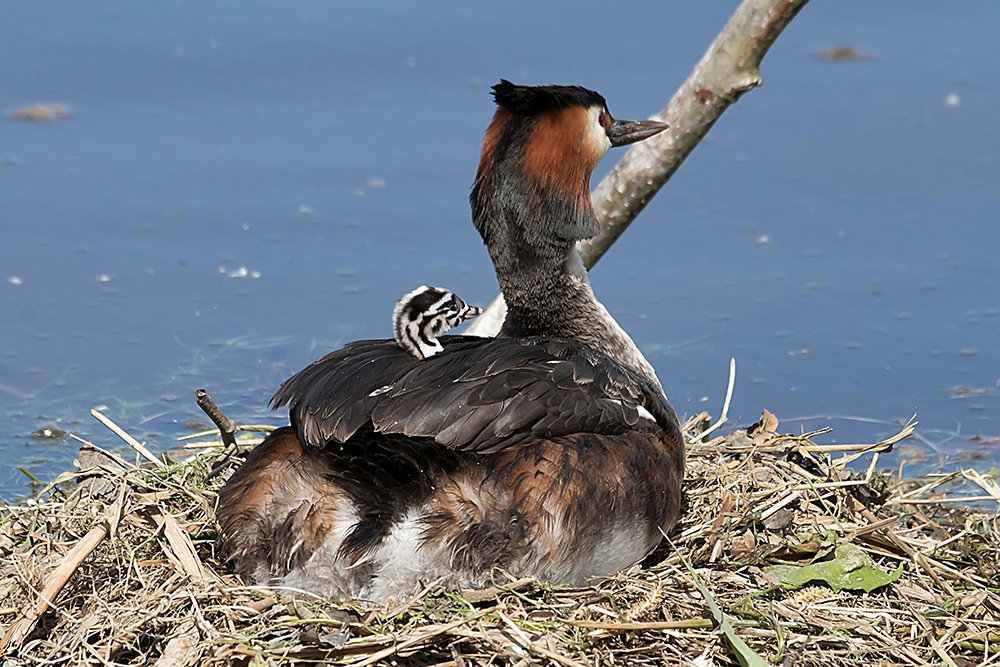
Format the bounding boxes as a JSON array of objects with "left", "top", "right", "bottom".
[
  {"left": 767, "top": 543, "right": 902, "bottom": 593},
  {"left": 668, "top": 536, "right": 771, "bottom": 667},
  {"left": 693, "top": 573, "right": 771, "bottom": 667}
]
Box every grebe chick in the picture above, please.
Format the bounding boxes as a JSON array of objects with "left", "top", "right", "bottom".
[{"left": 393, "top": 285, "right": 482, "bottom": 360}]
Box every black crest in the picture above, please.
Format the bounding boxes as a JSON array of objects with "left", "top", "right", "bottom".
[{"left": 491, "top": 80, "right": 606, "bottom": 115}]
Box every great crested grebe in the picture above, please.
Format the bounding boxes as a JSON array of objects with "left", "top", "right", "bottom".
[
  {"left": 393, "top": 286, "right": 482, "bottom": 360},
  {"left": 218, "top": 81, "right": 683, "bottom": 604}
]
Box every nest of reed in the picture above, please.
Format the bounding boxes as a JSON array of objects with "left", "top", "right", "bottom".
[{"left": 2, "top": 392, "right": 999, "bottom": 667}]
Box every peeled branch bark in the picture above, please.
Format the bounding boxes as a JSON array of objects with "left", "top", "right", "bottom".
[{"left": 465, "top": 0, "right": 809, "bottom": 337}]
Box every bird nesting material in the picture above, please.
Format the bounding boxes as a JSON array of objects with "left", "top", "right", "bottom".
[{"left": 1, "top": 409, "right": 999, "bottom": 667}]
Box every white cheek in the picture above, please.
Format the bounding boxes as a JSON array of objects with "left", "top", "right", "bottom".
[{"left": 587, "top": 107, "right": 612, "bottom": 165}]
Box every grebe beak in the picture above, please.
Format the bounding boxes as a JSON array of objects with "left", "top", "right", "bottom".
[
  {"left": 607, "top": 118, "right": 668, "bottom": 147},
  {"left": 461, "top": 306, "right": 483, "bottom": 321}
]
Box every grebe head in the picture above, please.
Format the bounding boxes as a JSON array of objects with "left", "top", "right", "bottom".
[
  {"left": 393, "top": 285, "right": 482, "bottom": 360},
  {"left": 471, "top": 80, "right": 667, "bottom": 251}
]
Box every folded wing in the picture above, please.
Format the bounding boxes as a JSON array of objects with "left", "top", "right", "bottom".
[{"left": 272, "top": 336, "right": 673, "bottom": 454}]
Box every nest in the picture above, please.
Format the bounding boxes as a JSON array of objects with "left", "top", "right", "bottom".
[{"left": 2, "top": 398, "right": 999, "bottom": 666}]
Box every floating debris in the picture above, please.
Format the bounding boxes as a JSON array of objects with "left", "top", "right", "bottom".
[
  {"left": 29, "top": 426, "right": 66, "bottom": 440},
  {"left": 950, "top": 385, "right": 991, "bottom": 397},
  {"left": 8, "top": 103, "right": 72, "bottom": 122},
  {"left": 815, "top": 46, "right": 873, "bottom": 61}
]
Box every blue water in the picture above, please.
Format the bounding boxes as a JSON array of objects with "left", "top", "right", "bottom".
[{"left": 2, "top": 2, "right": 998, "bottom": 499}]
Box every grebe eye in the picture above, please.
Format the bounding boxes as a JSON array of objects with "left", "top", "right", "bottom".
[{"left": 598, "top": 113, "right": 605, "bottom": 128}]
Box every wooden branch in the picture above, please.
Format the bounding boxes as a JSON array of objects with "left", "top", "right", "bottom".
[
  {"left": 197, "top": 389, "right": 246, "bottom": 480},
  {"left": 465, "top": 0, "right": 809, "bottom": 337},
  {"left": 195, "top": 389, "right": 238, "bottom": 449},
  {"left": 580, "top": 0, "right": 808, "bottom": 267}
]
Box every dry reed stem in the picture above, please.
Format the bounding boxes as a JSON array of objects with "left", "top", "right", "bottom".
[{"left": 91, "top": 409, "right": 164, "bottom": 469}]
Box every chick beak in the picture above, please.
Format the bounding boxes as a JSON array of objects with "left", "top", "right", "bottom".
[
  {"left": 607, "top": 118, "right": 668, "bottom": 147},
  {"left": 461, "top": 306, "right": 483, "bottom": 321}
]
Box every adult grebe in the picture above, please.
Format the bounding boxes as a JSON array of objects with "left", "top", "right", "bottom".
[{"left": 218, "top": 81, "right": 682, "bottom": 604}]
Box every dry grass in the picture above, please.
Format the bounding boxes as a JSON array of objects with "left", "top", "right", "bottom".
[{"left": 2, "top": 405, "right": 998, "bottom": 666}]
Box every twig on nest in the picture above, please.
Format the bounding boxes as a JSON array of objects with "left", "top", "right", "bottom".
[
  {"left": 195, "top": 389, "right": 238, "bottom": 449},
  {"left": 196, "top": 388, "right": 247, "bottom": 480}
]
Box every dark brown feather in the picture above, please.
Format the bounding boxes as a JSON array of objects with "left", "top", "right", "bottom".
[
  {"left": 272, "top": 335, "right": 672, "bottom": 455},
  {"left": 219, "top": 419, "right": 683, "bottom": 598}
]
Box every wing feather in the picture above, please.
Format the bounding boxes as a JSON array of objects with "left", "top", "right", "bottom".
[{"left": 272, "top": 335, "right": 673, "bottom": 453}]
